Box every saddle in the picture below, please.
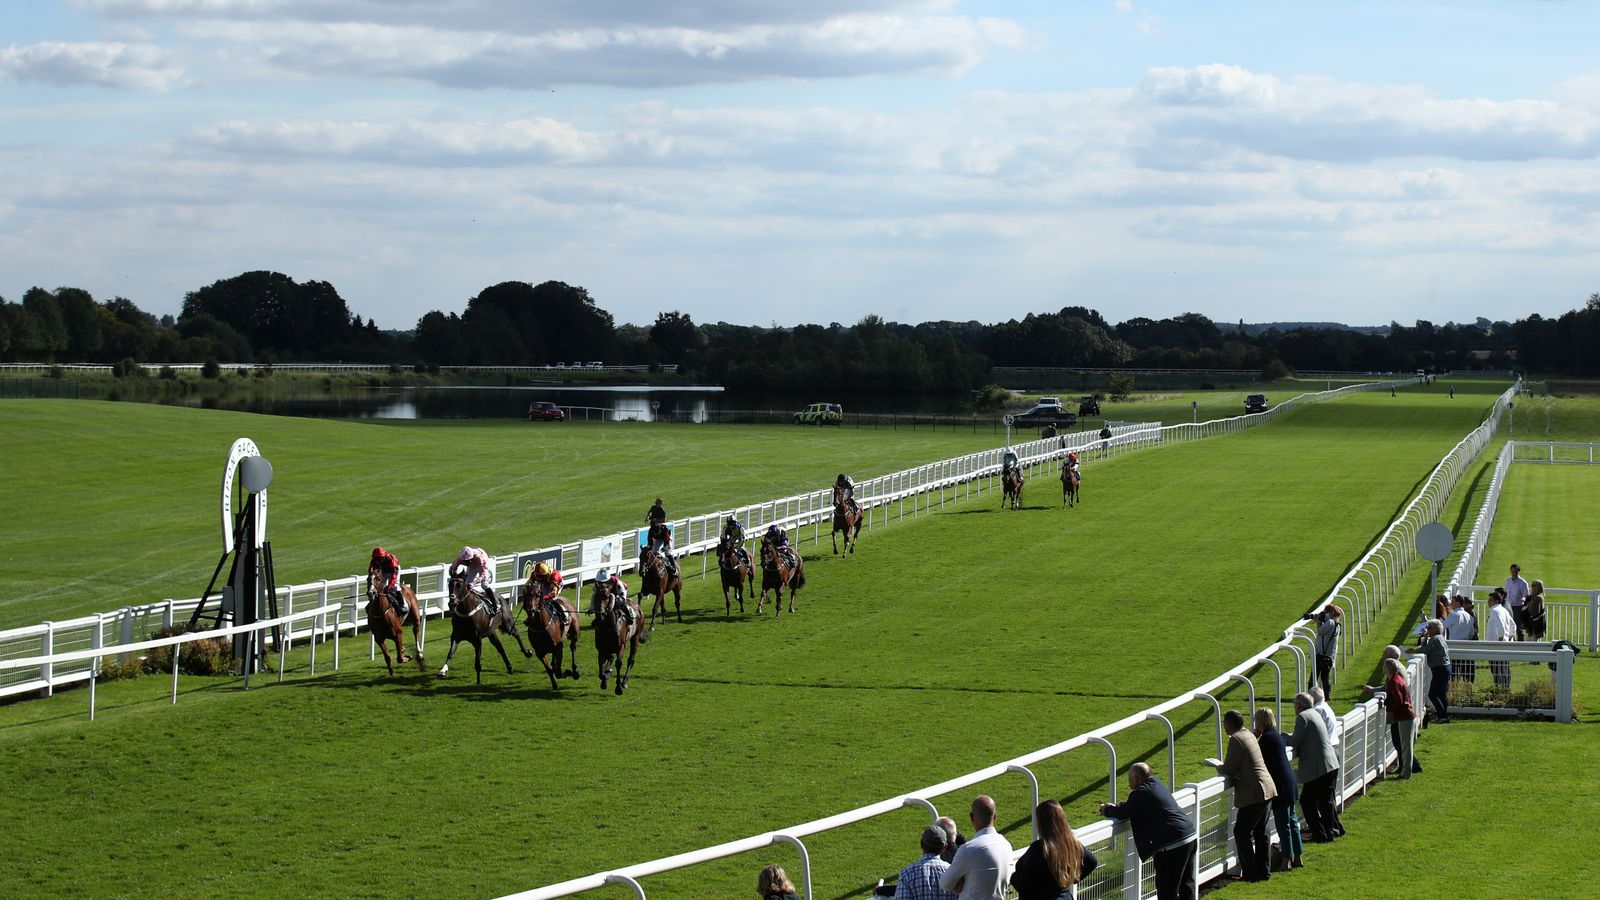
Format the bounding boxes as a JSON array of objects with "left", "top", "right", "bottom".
[
  {"left": 774, "top": 546, "right": 799, "bottom": 569},
  {"left": 542, "top": 598, "right": 570, "bottom": 630},
  {"left": 478, "top": 588, "right": 500, "bottom": 618}
]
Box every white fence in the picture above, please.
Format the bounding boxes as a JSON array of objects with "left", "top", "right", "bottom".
[
  {"left": 1446, "top": 440, "right": 1600, "bottom": 651},
  {"left": 0, "top": 362, "right": 657, "bottom": 374},
  {"left": 0, "top": 374, "right": 1419, "bottom": 706}
]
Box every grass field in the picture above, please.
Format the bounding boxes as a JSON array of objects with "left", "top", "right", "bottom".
[
  {"left": 1027, "top": 376, "right": 1408, "bottom": 427},
  {"left": 0, "top": 402, "right": 1013, "bottom": 625},
  {"left": 0, "top": 381, "right": 1516, "bottom": 899},
  {"left": 1237, "top": 418, "right": 1600, "bottom": 899}
]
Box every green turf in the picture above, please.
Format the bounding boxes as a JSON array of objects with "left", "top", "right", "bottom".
[
  {"left": 0, "top": 382, "right": 1514, "bottom": 899},
  {"left": 1478, "top": 463, "right": 1600, "bottom": 590},
  {"left": 0, "top": 402, "right": 1017, "bottom": 625}
]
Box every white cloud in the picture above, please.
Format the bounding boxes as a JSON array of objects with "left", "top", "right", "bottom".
[
  {"left": 169, "top": 15, "right": 1023, "bottom": 88},
  {"left": 0, "top": 41, "right": 182, "bottom": 90},
  {"left": 1137, "top": 65, "right": 1600, "bottom": 163}
]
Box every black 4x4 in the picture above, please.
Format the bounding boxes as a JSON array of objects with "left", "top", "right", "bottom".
[
  {"left": 1244, "top": 394, "right": 1269, "bottom": 414},
  {"left": 1078, "top": 396, "right": 1100, "bottom": 417}
]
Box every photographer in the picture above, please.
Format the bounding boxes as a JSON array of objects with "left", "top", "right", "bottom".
[{"left": 1305, "top": 606, "right": 1342, "bottom": 696}]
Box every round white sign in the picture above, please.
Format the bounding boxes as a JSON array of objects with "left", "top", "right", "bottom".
[{"left": 1416, "top": 522, "right": 1453, "bottom": 562}]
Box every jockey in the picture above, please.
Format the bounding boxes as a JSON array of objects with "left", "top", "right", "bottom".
[
  {"left": 449, "top": 545, "right": 498, "bottom": 616},
  {"left": 527, "top": 560, "right": 564, "bottom": 599},
  {"left": 527, "top": 560, "right": 567, "bottom": 627},
  {"left": 834, "top": 474, "right": 859, "bottom": 514},
  {"left": 723, "top": 516, "right": 751, "bottom": 568},
  {"left": 368, "top": 547, "right": 405, "bottom": 616},
  {"left": 763, "top": 523, "right": 796, "bottom": 566},
  {"left": 644, "top": 497, "right": 677, "bottom": 576},
  {"left": 591, "top": 569, "right": 633, "bottom": 620},
  {"left": 646, "top": 497, "right": 667, "bottom": 527},
  {"left": 1066, "top": 451, "right": 1081, "bottom": 480},
  {"left": 764, "top": 523, "right": 789, "bottom": 548},
  {"left": 1002, "top": 449, "right": 1019, "bottom": 474}
]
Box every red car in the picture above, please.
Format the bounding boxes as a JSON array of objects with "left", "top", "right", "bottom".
[{"left": 527, "top": 401, "right": 566, "bottom": 421}]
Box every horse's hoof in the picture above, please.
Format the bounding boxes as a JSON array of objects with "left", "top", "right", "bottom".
[{"left": 437, "top": 667, "right": 449, "bottom": 677}]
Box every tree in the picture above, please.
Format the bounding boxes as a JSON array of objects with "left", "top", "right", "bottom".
[
  {"left": 1109, "top": 372, "right": 1134, "bottom": 400},
  {"left": 461, "top": 280, "right": 615, "bottom": 365},
  {"left": 649, "top": 311, "right": 704, "bottom": 361},
  {"left": 182, "top": 271, "right": 363, "bottom": 360}
]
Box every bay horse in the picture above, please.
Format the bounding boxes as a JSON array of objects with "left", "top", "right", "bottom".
[
  {"left": 639, "top": 528, "right": 684, "bottom": 627},
  {"left": 1001, "top": 466, "right": 1024, "bottom": 509},
  {"left": 439, "top": 575, "right": 532, "bottom": 683},
  {"left": 831, "top": 485, "right": 864, "bottom": 555},
  {"left": 1061, "top": 463, "right": 1081, "bottom": 508},
  {"left": 717, "top": 535, "right": 754, "bottom": 618},
  {"left": 518, "top": 582, "right": 580, "bottom": 690},
  {"left": 756, "top": 540, "right": 806, "bottom": 618},
  {"left": 366, "top": 573, "right": 424, "bottom": 676},
  {"left": 592, "top": 582, "right": 644, "bottom": 695}
]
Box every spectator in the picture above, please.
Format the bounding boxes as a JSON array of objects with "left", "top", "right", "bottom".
[
  {"left": 1214, "top": 709, "right": 1277, "bottom": 883},
  {"left": 1289, "top": 692, "right": 1340, "bottom": 844},
  {"left": 1417, "top": 620, "right": 1452, "bottom": 725},
  {"left": 940, "top": 795, "right": 1013, "bottom": 900},
  {"left": 1505, "top": 563, "right": 1531, "bottom": 640},
  {"left": 1308, "top": 687, "right": 1345, "bottom": 837},
  {"left": 1485, "top": 590, "right": 1517, "bottom": 688},
  {"left": 1099, "top": 762, "right": 1197, "bottom": 900},
  {"left": 1009, "top": 800, "right": 1098, "bottom": 900},
  {"left": 1310, "top": 606, "right": 1342, "bottom": 697},
  {"left": 1445, "top": 596, "right": 1477, "bottom": 682},
  {"left": 1380, "top": 658, "right": 1418, "bottom": 778},
  {"left": 757, "top": 864, "right": 800, "bottom": 900},
  {"left": 894, "top": 826, "right": 958, "bottom": 900},
  {"left": 1526, "top": 579, "right": 1548, "bottom": 640},
  {"left": 936, "top": 816, "right": 965, "bottom": 863},
  {"left": 1433, "top": 595, "right": 1451, "bottom": 625},
  {"left": 1252, "top": 709, "right": 1302, "bottom": 869},
  {"left": 1360, "top": 647, "right": 1421, "bottom": 774}
]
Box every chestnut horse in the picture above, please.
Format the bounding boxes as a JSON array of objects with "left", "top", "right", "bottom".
[
  {"left": 831, "top": 485, "right": 863, "bottom": 555},
  {"left": 1002, "top": 466, "right": 1024, "bottom": 509},
  {"left": 639, "top": 528, "right": 684, "bottom": 627},
  {"left": 366, "top": 573, "right": 424, "bottom": 676},
  {"left": 591, "top": 582, "right": 644, "bottom": 695},
  {"left": 518, "top": 582, "right": 580, "bottom": 690},
  {"left": 717, "top": 535, "right": 754, "bottom": 618},
  {"left": 756, "top": 539, "right": 806, "bottom": 617},
  {"left": 1061, "top": 463, "right": 1081, "bottom": 508},
  {"left": 439, "top": 575, "right": 532, "bottom": 683}
]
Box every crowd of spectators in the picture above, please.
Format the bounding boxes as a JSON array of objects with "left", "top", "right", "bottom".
[{"left": 774, "top": 569, "right": 1567, "bottom": 899}]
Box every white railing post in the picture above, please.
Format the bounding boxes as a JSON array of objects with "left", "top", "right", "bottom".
[
  {"left": 40, "top": 622, "right": 54, "bottom": 697},
  {"left": 1590, "top": 591, "right": 1599, "bottom": 653}
]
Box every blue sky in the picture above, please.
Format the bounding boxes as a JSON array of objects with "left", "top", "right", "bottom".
[{"left": 2, "top": 1, "right": 1597, "bottom": 330}]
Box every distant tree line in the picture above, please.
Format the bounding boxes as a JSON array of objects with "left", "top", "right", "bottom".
[{"left": 3, "top": 271, "right": 1596, "bottom": 390}]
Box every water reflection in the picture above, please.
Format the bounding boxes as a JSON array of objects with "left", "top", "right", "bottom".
[{"left": 162, "top": 386, "right": 975, "bottom": 421}]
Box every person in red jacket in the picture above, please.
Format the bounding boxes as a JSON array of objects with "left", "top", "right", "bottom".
[{"left": 368, "top": 547, "right": 404, "bottom": 616}]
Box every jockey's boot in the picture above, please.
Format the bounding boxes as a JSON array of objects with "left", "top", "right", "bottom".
[{"left": 481, "top": 589, "right": 498, "bottom": 617}]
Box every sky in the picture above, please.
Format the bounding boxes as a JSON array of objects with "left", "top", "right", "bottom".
[{"left": 1, "top": 1, "right": 1597, "bottom": 331}]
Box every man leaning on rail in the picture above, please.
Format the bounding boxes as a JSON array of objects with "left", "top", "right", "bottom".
[{"left": 1100, "top": 762, "right": 1198, "bottom": 900}]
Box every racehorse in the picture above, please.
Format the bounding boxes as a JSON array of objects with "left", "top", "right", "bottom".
[
  {"left": 439, "top": 575, "right": 532, "bottom": 683},
  {"left": 1002, "top": 466, "right": 1024, "bottom": 509},
  {"left": 366, "top": 573, "right": 424, "bottom": 676},
  {"left": 591, "top": 582, "right": 644, "bottom": 695},
  {"left": 518, "top": 582, "right": 580, "bottom": 690},
  {"left": 1061, "top": 462, "right": 1081, "bottom": 508},
  {"left": 831, "top": 484, "right": 864, "bottom": 555},
  {"left": 717, "top": 535, "right": 754, "bottom": 618},
  {"left": 756, "top": 540, "right": 806, "bottom": 617},
  {"left": 639, "top": 525, "right": 684, "bottom": 627}
]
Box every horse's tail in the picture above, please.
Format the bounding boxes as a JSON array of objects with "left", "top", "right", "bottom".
[{"left": 793, "top": 563, "right": 806, "bottom": 590}]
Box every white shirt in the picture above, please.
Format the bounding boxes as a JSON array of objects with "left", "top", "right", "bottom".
[
  {"left": 1505, "top": 575, "right": 1530, "bottom": 608},
  {"left": 939, "top": 826, "right": 1012, "bottom": 900},
  {"left": 1443, "top": 608, "right": 1475, "bottom": 641},
  {"left": 1313, "top": 701, "right": 1341, "bottom": 750},
  {"left": 1485, "top": 604, "right": 1516, "bottom": 642}
]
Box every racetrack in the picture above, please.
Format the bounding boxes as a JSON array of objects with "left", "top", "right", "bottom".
[{"left": 0, "top": 381, "right": 1508, "bottom": 898}]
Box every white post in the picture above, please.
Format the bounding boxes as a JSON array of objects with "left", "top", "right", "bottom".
[
  {"left": 41, "top": 622, "right": 54, "bottom": 697},
  {"left": 1590, "top": 591, "right": 1599, "bottom": 653},
  {"left": 1556, "top": 648, "right": 1575, "bottom": 723}
]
